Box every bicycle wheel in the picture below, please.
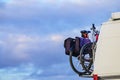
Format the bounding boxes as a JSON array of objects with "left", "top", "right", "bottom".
[
  {"left": 80, "top": 43, "right": 94, "bottom": 74},
  {"left": 69, "top": 51, "right": 86, "bottom": 75}
]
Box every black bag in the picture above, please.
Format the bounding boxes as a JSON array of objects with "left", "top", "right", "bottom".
[
  {"left": 64, "top": 37, "right": 74, "bottom": 55},
  {"left": 75, "top": 37, "right": 81, "bottom": 54},
  {"left": 64, "top": 37, "right": 81, "bottom": 57}
]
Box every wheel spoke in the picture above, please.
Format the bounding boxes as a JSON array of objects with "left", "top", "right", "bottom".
[
  {"left": 69, "top": 42, "right": 96, "bottom": 76},
  {"left": 79, "top": 43, "right": 95, "bottom": 75}
]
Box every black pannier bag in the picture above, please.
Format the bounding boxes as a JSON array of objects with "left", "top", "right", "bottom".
[
  {"left": 64, "top": 37, "right": 74, "bottom": 55},
  {"left": 64, "top": 37, "right": 81, "bottom": 57},
  {"left": 75, "top": 37, "right": 81, "bottom": 55}
]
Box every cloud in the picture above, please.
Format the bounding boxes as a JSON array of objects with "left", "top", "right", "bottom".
[
  {"left": 0, "top": 62, "right": 92, "bottom": 80},
  {"left": 0, "top": 0, "right": 119, "bottom": 38},
  {"left": 0, "top": 29, "right": 67, "bottom": 67},
  {"left": 1, "top": 0, "right": 120, "bottom": 28},
  {"left": 0, "top": 63, "right": 38, "bottom": 80},
  {"left": 51, "top": 34, "right": 63, "bottom": 42}
]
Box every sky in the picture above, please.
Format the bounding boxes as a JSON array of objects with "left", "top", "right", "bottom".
[{"left": 0, "top": 0, "right": 120, "bottom": 80}]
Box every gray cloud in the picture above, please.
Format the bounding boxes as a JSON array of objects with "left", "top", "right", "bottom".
[
  {"left": 0, "top": 31, "right": 67, "bottom": 68},
  {"left": 1, "top": 0, "right": 120, "bottom": 33}
]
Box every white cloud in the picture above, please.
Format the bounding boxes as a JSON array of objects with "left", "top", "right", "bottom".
[
  {"left": 0, "top": 63, "right": 41, "bottom": 80},
  {"left": 50, "top": 34, "right": 63, "bottom": 42},
  {"left": 0, "top": 31, "right": 65, "bottom": 62},
  {"left": 1, "top": 0, "right": 119, "bottom": 20},
  {"left": 0, "top": 34, "right": 39, "bottom": 61}
]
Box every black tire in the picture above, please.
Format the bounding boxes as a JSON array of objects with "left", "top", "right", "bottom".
[
  {"left": 80, "top": 43, "right": 95, "bottom": 74},
  {"left": 69, "top": 51, "right": 86, "bottom": 75}
]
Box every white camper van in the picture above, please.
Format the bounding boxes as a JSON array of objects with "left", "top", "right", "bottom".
[
  {"left": 93, "top": 12, "right": 120, "bottom": 80},
  {"left": 67, "top": 12, "right": 120, "bottom": 80}
]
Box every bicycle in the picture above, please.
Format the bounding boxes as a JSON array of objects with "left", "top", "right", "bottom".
[{"left": 69, "top": 24, "right": 99, "bottom": 76}]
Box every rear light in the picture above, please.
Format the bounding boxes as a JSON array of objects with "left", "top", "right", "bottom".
[{"left": 93, "top": 74, "right": 98, "bottom": 80}]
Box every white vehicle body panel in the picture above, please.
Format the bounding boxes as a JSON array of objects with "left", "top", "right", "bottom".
[{"left": 93, "top": 12, "right": 120, "bottom": 80}]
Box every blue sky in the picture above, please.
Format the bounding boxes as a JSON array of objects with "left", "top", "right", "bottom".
[{"left": 0, "top": 0, "right": 120, "bottom": 80}]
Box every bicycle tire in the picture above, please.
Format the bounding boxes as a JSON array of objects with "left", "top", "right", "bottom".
[
  {"left": 69, "top": 51, "right": 86, "bottom": 75},
  {"left": 80, "top": 42, "right": 94, "bottom": 74}
]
